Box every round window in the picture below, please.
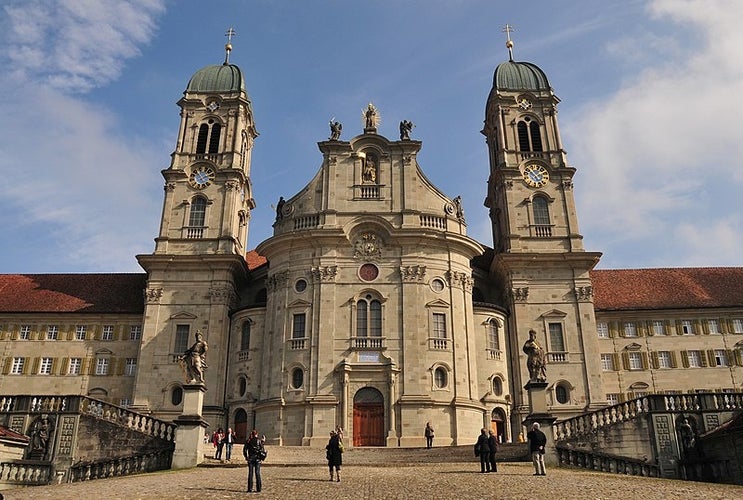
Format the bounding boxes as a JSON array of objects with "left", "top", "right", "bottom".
[
  {"left": 431, "top": 278, "right": 445, "bottom": 292},
  {"left": 359, "top": 263, "right": 379, "bottom": 282},
  {"left": 434, "top": 367, "right": 448, "bottom": 388},
  {"left": 291, "top": 368, "right": 304, "bottom": 389},
  {"left": 295, "top": 279, "right": 307, "bottom": 293},
  {"left": 555, "top": 384, "right": 569, "bottom": 404}
]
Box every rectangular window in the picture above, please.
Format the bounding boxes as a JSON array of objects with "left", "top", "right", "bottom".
[
  {"left": 102, "top": 325, "right": 114, "bottom": 341},
  {"left": 681, "top": 320, "right": 694, "bottom": 335},
  {"left": 68, "top": 358, "right": 82, "bottom": 375},
  {"left": 292, "top": 313, "right": 306, "bottom": 339},
  {"left": 707, "top": 320, "right": 720, "bottom": 334},
  {"left": 548, "top": 323, "right": 565, "bottom": 351},
  {"left": 129, "top": 325, "right": 142, "bottom": 341},
  {"left": 174, "top": 325, "right": 190, "bottom": 353},
  {"left": 487, "top": 321, "right": 500, "bottom": 350},
  {"left": 11, "top": 357, "right": 25, "bottom": 374},
  {"left": 125, "top": 358, "right": 137, "bottom": 376},
  {"left": 39, "top": 357, "right": 53, "bottom": 375},
  {"left": 628, "top": 352, "right": 643, "bottom": 370},
  {"left": 19, "top": 325, "right": 30, "bottom": 340},
  {"left": 95, "top": 358, "right": 109, "bottom": 375},
  {"left": 596, "top": 322, "right": 609, "bottom": 338},
  {"left": 600, "top": 354, "right": 614, "bottom": 371},
  {"left": 623, "top": 322, "right": 638, "bottom": 337},
  {"left": 432, "top": 313, "right": 447, "bottom": 338},
  {"left": 733, "top": 319, "right": 743, "bottom": 333},
  {"left": 119, "top": 398, "right": 132, "bottom": 408},
  {"left": 606, "top": 393, "right": 620, "bottom": 406},
  {"left": 714, "top": 349, "right": 729, "bottom": 367},
  {"left": 75, "top": 325, "right": 87, "bottom": 340},
  {"left": 47, "top": 325, "right": 58, "bottom": 340},
  {"left": 657, "top": 351, "right": 672, "bottom": 368},
  {"left": 652, "top": 321, "right": 666, "bottom": 336},
  {"left": 687, "top": 350, "right": 702, "bottom": 367}
]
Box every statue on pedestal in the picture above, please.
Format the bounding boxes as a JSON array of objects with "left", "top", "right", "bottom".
[
  {"left": 523, "top": 329, "right": 547, "bottom": 382},
  {"left": 179, "top": 330, "right": 208, "bottom": 384}
]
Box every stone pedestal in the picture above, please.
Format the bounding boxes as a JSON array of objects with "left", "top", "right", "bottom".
[
  {"left": 171, "top": 384, "right": 209, "bottom": 469},
  {"left": 523, "top": 381, "right": 558, "bottom": 466}
]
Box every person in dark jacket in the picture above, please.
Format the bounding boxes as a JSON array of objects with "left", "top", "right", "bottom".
[
  {"left": 475, "top": 427, "right": 491, "bottom": 473},
  {"left": 243, "top": 429, "right": 266, "bottom": 492},
  {"left": 326, "top": 430, "right": 343, "bottom": 482},
  {"left": 527, "top": 422, "right": 547, "bottom": 476},
  {"left": 487, "top": 429, "right": 498, "bottom": 472}
]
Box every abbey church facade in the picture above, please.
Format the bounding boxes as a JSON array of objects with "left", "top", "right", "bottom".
[{"left": 1, "top": 45, "right": 742, "bottom": 448}]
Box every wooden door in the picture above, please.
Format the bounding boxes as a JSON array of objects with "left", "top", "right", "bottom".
[{"left": 353, "top": 402, "right": 385, "bottom": 446}]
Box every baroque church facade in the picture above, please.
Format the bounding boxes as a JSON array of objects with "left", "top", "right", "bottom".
[{"left": 1, "top": 43, "right": 743, "bottom": 447}]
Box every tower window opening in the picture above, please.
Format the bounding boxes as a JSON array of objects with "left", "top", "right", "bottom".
[
  {"left": 196, "top": 122, "right": 222, "bottom": 155},
  {"left": 196, "top": 124, "right": 209, "bottom": 154},
  {"left": 517, "top": 119, "right": 543, "bottom": 152},
  {"left": 532, "top": 197, "right": 550, "bottom": 225},
  {"left": 529, "top": 122, "right": 543, "bottom": 151},
  {"left": 208, "top": 123, "right": 221, "bottom": 153},
  {"left": 189, "top": 197, "right": 207, "bottom": 227}
]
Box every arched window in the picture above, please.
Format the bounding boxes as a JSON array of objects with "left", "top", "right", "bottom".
[
  {"left": 189, "top": 197, "right": 207, "bottom": 227},
  {"left": 208, "top": 123, "right": 221, "bottom": 153},
  {"left": 492, "top": 377, "right": 503, "bottom": 396},
  {"left": 196, "top": 124, "right": 209, "bottom": 154},
  {"left": 487, "top": 319, "right": 500, "bottom": 351},
  {"left": 517, "top": 118, "right": 542, "bottom": 152},
  {"left": 532, "top": 197, "right": 550, "bottom": 225},
  {"left": 555, "top": 383, "right": 569, "bottom": 404},
  {"left": 356, "top": 295, "right": 382, "bottom": 337},
  {"left": 240, "top": 321, "right": 251, "bottom": 351},
  {"left": 171, "top": 386, "right": 183, "bottom": 406},
  {"left": 434, "top": 367, "right": 448, "bottom": 389}
]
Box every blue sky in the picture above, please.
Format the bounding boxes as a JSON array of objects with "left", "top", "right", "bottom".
[{"left": 1, "top": 0, "right": 742, "bottom": 274}]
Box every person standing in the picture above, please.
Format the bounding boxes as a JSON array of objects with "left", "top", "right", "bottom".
[
  {"left": 527, "top": 422, "right": 547, "bottom": 476},
  {"left": 223, "top": 428, "right": 236, "bottom": 462},
  {"left": 326, "top": 430, "right": 343, "bottom": 482},
  {"left": 424, "top": 422, "right": 435, "bottom": 449},
  {"left": 213, "top": 428, "right": 225, "bottom": 460},
  {"left": 487, "top": 429, "right": 498, "bottom": 472},
  {"left": 476, "top": 428, "right": 491, "bottom": 473},
  {"left": 243, "top": 430, "right": 266, "bottom": 493}
]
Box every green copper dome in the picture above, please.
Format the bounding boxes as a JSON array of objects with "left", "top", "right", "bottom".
[
  {"left": 494, "top": 61, "right": 550, "bottom": 91},
  {"left": 186, "top": 63, "right": 245, "bottom": 93}
]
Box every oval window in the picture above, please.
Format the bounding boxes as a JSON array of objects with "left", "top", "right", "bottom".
[
  {"left": 493, "top": 377, "right": 503, "bottom": 396},
  {"left": 171, "top": 386, "right": 183, "bottom": 406},
  {"left": 555, "top": 384, "right": 569, "bottom": 404},
  {"left": 434, "top": 367, "right": 448, "bottom": 389},
  {"left": 238, "top": 376, "right": 247, "bottom": 397},
  {"left": 291, "top": 368, "right": 304, "bottom": 389},
  {"left": 295, "top": 279, "right": 307, "bottom": 293}
]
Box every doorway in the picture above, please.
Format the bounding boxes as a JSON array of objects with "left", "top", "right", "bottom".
[
  {"left": 491, "top": 407, "right": 507, "bottom": 444},
  {"left": 353, "top": 387, "right": 385, "bottom": 446}
]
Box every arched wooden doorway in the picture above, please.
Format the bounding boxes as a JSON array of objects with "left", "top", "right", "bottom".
[
  {"left": 234, "top": 408, "right": 248, "bottom": 443},
  {"left": 353, "top": 387, "right": 385, "bottom": 446},
  {"left": 490, "top": 408, "right": 507, "bottom": 444}
]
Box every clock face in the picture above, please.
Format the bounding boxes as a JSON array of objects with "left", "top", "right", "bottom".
[
  {"left": 522, "top": 164, "right": 549, "bottom": 188},
  {"left": 189, "top": 166, "right": 215, "bottom": 189}
]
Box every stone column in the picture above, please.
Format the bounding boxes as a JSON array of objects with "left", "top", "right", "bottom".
[{"left": 172, "top": 384, "right": 209, "bottom": 469}]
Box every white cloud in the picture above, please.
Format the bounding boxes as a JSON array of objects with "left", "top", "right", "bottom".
[{"left": 568, "top": 0, "right": 743, "bottom": 267}]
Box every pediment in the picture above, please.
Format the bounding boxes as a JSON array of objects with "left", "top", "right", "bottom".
[
  {"left": 170, "top": 311, "right": 197, "bottom": 320},
  {"left": 288, "top": 299, "right": 312, "bottom": 308},
  {"left": 426, "top": 298, "right": 450, "bottom": 308},
  {"left": 94, "top": 348, "right": 113, "bottom": 355},
  {"left": 540, "top": 309, "right": 567, "bottom": 319}
]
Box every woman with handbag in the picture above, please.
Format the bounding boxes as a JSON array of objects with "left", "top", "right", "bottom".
[
  {"left": 243, "top": 430, "right": 266, "bottom": 492},
  {"left": 326, "top": 430, "right": 343, "bottom": 482}
]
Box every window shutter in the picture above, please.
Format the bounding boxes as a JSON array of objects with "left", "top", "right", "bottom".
[
  {"left": 51, "top": 358, "right": 58, "bottom": 375},
  {"left": 82, "top": 358, "right": 92, "bottom": 375},
  {"left": 615, "top": 321, "right": 624, "bottom": 337},
  {"left": 22, "top": 358, "right": 30, "bottom": 375},
  {"left": 637, "top": 322, "right": 645, "bottom": 337},
  {"left": 117, "top": 358, "right": 125, "bottom": 376},
  {"left": 621, "top": 352, "right": 630, "bottom": 370},
  {"left": 93, "top": 326, "right": 100, "bottom": 341},
  {"left": 680, "top": 350, "right": 689, "bottom": 368},
  {"left": 61, "top": 357, "right": 68, "bottom": 375},
  {"left": 641, "top": 352, "right": 649, "bottom": 370},
  {"left": 10, "top": 330, "right": 18, "bottom": 340},
  {"left": 675, "top": 320, "right": 683, "bottom": 335},
  {"left": 2, "top": 358, "right": 11, "bottom": 375},
  {"left": 670, "top": 351, "right": 678, "bottom": 368},
  {"left": 734, "top": 349, "right": 743, "bottom": 366},
  {"left": 650, "top": 351, "right": 659, "bottom": 369},
  {"left": 645, "top": 321, "right": 654, "bottom": 337},
  {"left": 701, "top": 321, "right": 709, "bottom": 335},
  {"left": 693, "top": 320, "right": 702, "bottom": 335},
  {"left": 699, "top": 351, "right": 708, "bottom": 367},
  {"left": 612, "top": 353, "right": 621, "bottom": 371},
  {"left": 31, "top": 357, "right": 40, "bottom": 374},
  {"left": 618, "top": 392, "right": 626, "bottom": 403},
  {"left": 720, "top": 318, "right": 728, "bottom": 334},
  {"left": 67, "top": 331, "right": 74, "bottom": 340}
]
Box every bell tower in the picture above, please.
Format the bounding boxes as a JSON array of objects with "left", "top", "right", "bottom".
[
  {"left": 134, "top": 31, "right": 257, "bottom": 419},
  {"left": 481, "top": 28, "right": 606, "bottom": 426}
]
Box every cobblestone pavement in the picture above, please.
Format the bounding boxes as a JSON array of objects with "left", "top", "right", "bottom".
[{"left": 4, "top": 461, "right": 742, "bottom": 499}]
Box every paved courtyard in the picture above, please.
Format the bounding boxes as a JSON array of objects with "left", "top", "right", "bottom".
[{"left": 3, "top": 456, "right": 741, "bottom": 500}]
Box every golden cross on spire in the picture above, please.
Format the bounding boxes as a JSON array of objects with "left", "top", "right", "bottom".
[
  {"left": 502, "top": 24, "right": 515, "bottom": 61},
  {"left": 224, "top": 27, "right": 236, "bottom": 64}
]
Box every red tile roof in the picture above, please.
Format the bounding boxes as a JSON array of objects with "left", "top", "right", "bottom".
[
  {"left": 0, "top": 425, "right": 29, "bottom": 444},
  {"left": 591, "top": 268, "right": 743, "bottom": 311},
  {"left": 245, "top": 250, "right": 267, "bottom": 271},
  {"left": 0, "top": 274, "right": 146, "bottom": 314}
]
